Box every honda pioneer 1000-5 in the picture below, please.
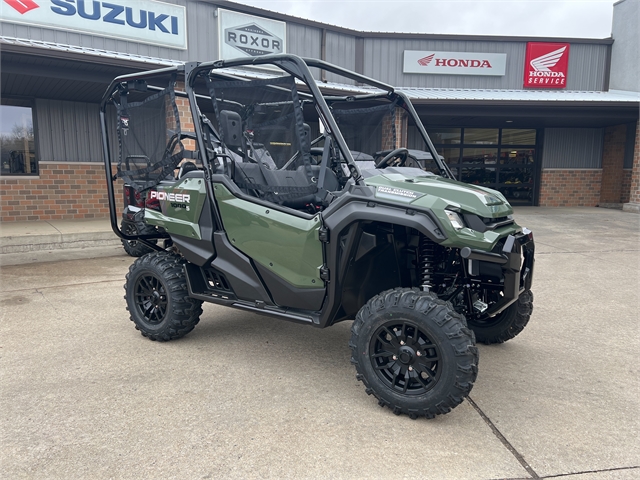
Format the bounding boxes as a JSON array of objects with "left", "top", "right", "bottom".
[{"left": 101, "top": 55, "right": 535, "bottom": 419}]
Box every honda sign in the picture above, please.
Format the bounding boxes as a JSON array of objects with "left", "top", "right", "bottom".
[
  {"left": 523, "top": 42, "right": 570, "bottom": 88},
  {"left": 404, "top": 50, "right": 507, "bottom": 76}
]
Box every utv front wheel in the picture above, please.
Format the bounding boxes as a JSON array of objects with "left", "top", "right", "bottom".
[
  {"left": 125, "top": 252, "right": 203, "bottom": 341},
  {"left": 121, "top": 220, "right": 157, "bottom": 257},
  {"left": 468, "top": 290, "right": 533, "bottom": 345},
  {"left": 350, "top": 288, "right": 478, "bottom": 419}
]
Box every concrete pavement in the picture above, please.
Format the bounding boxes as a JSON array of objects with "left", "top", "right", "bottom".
[{"left": 0, "top": 207, "right": 639, "bottom": 479}]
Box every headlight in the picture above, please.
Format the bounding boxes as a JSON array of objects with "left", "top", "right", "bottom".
[{"left": 445, "top": 209, "right": 466, "bottom": 230}]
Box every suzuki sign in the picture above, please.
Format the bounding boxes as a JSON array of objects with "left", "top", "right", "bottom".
[
  {"left": 524, "top": 42, "right": 570, "bottom": 88},
  {"left": 218, "top": 8, "right": 285, "bottom": 61},
  {"left": 0, "top": 0, "right": 187, "bottom": 49},
  {"left": 404, "top": 50, "right": 507, "bottom": 76}
]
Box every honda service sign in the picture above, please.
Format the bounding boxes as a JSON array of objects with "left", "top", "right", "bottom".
[
  {"left": 218, "top": 8, "right": 286, "bottom": 60},
  {"left": 404, "top": 51, "right": 507, "bottom": 76},
  {"left": 0, "top": 0, "right": 187, "bottom": 49},
  {"left": 524, "top": 42, "right": 570, "bottom": 88}
]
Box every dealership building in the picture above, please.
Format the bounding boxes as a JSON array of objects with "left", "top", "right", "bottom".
[{"left": 1, "top": 0, "right": 639, "bottom": 222}]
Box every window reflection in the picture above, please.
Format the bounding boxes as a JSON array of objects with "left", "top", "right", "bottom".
[
  {"left": 1, "top": 105, "right": 36, "bottom": 175},
  {"left": 464, "top": 128, "right": 499, "bottom": 145},
  {"left": 429, "top": 128, "right": 461, "bottom": 145},
  {"left": 501, "top": 129, "right": 536, "bottom": 145}
]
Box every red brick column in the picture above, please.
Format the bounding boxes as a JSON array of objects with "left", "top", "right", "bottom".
[
  {"left": 623, "top": 122, "right": 640, "bottom": 213},
  {"left": 600, "top": 124, "right": 626, "bottom": 205},
  {"left": 381, "top": 108, "right": 408, "bottom": 151}
]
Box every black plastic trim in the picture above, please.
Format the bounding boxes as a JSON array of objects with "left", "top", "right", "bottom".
[
  {"left": 171, "top": 197, "right": 217, "bottom": 266},
  {"left": 254, "top": 262, "right": 326, "bottom": 311},
  {"left": 210, "top": 232, "right": 274, "bottom": 305}
]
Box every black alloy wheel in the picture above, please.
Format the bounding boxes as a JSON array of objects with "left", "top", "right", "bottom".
[
  {"left": 369, "top": 321, "right": 442, "bottom": 396},
  {"left": 351, "top": 288, "right": 478, "bottom": 419},
  {"left": 125, "top": 252, "right": 203, "bottom": 341},
  {"left": 133, "top": 274, "right": 168, "bottom": 325}
]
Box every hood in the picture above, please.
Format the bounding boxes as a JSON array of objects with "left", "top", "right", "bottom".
[{"left": 364, "top": 170, "right": 514, "bottom": 218}]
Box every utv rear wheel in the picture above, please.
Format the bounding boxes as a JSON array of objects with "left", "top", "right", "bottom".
[
  {"left": 350, "top": 288, "right": 478, "bottom": 419},
  {"left": 125, "top": 252, "right": 203, "bottom": 341},
  {"left": 468, "top": 290, "right": 533, "bottom": 345},
  {"left": 121, "top": 220, "right": 157, "bottom": 257}
]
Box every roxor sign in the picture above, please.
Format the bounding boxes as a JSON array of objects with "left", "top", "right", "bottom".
[
  {"left": 524, "top": 42, "right": 570, "bottom": 88},
  {"left": 404, "top": 50, "right": 507, "bottom": 76},
  {"left": 225, "top": 23, "right": 283, "bottom": 56},
  {"left": 218, "top": 8, "right": 286, "bottom": 61},
  {"left": 0, "top": 0, "right": 187, "bottom": 49}
]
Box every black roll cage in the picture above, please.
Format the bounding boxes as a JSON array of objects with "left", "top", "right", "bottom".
[{"left": 100, "top": 54, "right": 452, "bottom": 244}]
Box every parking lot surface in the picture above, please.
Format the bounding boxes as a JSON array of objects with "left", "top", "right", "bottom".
[{"left": 1, "top": 207, "right": 639, "bottom": 479}]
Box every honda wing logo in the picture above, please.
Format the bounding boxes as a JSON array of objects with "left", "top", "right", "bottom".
[
  {"left": 530, "top": 46, "right": 566, "bottom": 72},
  {"left": 225, "top": 23, "right": 283, "bottom": 57},
  {"left": 418, "top": 54, "right": 435, "bottom": 66},
  {"left": 524, "top": 42, "right": 570, "bottom": 88},
  {"left": 4, "top": 0, "right": 39, "bottom": 14}
]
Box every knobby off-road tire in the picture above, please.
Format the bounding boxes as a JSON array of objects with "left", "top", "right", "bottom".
[
  {"left": 350, "top": 288, "right": 478, "bottom": 419},
  {"left": 468, "top": 290, "right": 534, "bottom": 345},
  {"left": 121, "top": 220, "right": 157, "bottom": 257},
  {"left": 125, "top": 251, "right": 203, "bottom": 341}
]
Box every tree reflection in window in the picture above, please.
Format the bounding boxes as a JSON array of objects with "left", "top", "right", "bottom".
[{"left": 1, "top": 105, "right": 36, "bottom": 175}]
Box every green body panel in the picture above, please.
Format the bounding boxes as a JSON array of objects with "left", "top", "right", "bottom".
[
  {"left": 213, "top": 184, "right": 324, "bottom": 288},
  {"left": 144, "top": 177, "right": 208, "bottom": 239},
  {"left": 365, "top": 173, "right": 522, "bottom": 251}
]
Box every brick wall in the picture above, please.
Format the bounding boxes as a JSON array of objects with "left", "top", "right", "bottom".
[
  {"left": 538, "top": 169, "right": 602, "bottom": 207},
  {"left": 1, "top": 162, "right": 120, "bottom": 222},
  {"left": 628, "top": 123, "right": 640, "bottom": 205},
  {"left": 600, "top": 124, "right": 626, "bottom": 203}
]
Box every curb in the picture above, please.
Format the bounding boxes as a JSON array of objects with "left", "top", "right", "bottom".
[{"left": 0, "top": 232, "right": 121, "bottom": 254}]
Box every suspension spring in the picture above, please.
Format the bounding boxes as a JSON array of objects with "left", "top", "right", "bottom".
[{"left": 419, "top": 234, "right": 436, "bottom": 291}]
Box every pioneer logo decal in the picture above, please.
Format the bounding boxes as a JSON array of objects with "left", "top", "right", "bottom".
[
  {"left": 150, "top": 191, "right": 191, "bottom": 204},
  {"left": 4, "top": 0, "right": 39, "bottom": 15},
  {"left": 0, "top": 0, "right": 187, "bottom": 49},
  {"left": 524, "top": 42, "right": 570, "bottom": 88},
  {"left": 404, "top": 51, "right": 506, "bottom": 76},
  {"left": 225, "top": 23, "right": 283, "bottom": 56}
]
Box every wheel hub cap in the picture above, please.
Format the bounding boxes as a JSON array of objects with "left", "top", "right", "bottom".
[{"left": 398, "top": 346, "right": 415, "bottom": 364}]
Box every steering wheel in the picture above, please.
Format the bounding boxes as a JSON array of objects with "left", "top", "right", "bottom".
[{"left": 375, "top": 148, "right": 409, "bottom": 168}]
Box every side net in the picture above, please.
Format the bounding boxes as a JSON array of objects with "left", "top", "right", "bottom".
[{"left": 115, "top": 81, "right": 184, "bottom": 191}]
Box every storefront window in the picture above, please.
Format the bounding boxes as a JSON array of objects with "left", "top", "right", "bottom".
[
  {"left": 501, "top": 129, "right": 536, "bottom": 145},
  {"left": 463, "top": 128, "right": 499, "bottom": 145},
  {"left": 431, "top": 127, "right": 538, "bottom": 206},
  {"left": 429, "top": 127, "right": 461, "bottom": 145},
  {"left": 1, "top": 104, "right": 36, "bottom": 175}
]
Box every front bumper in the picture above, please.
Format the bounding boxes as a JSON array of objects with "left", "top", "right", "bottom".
[{"left": 461, "top": 228, "right": 535, "bottom": 317}]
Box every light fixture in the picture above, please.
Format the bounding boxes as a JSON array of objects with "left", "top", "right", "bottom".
[{"left": 505, "top": 120, "right": 513, "bottom": 123}]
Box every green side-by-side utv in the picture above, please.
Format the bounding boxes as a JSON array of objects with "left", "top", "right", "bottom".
[{"left": 101, "top": 55, "right": 535, "bottom": 419}]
